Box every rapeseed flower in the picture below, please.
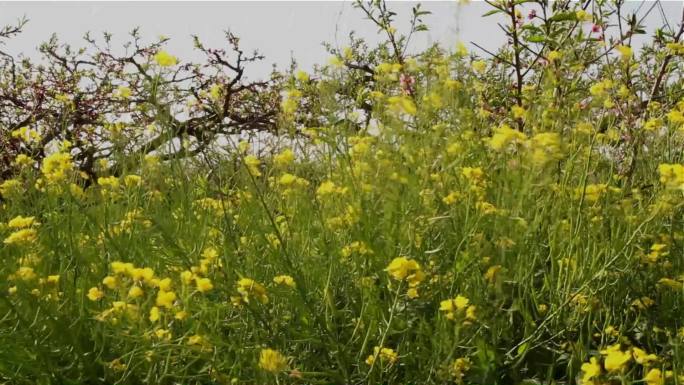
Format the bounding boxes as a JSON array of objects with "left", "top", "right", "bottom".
[
  {"left": 149, "top": 306, "right": 161, "bottom": 322},
  {"left": 236, "top": 278, "right": 268, "bottom": 304},
  {"left": 644, "top": 368, "right": 663, "bottom": 385},
  {"left": 128, "top": 286, "right": 144, "bottom": 299},
  {"left": 258, "top": 348, "right": 288, "bottom": 373},
  {"left": 195, "top": 277, "right": 214, "bottom": 293},
  {"left": 154, "top": 50, "right": 178, "bottom": 67},
  {"left": 600, "top": 344, "right": 631, "bottom": 372},
  {"left": 580, "top": 357, "right": 601, "bottom": 384},
  {"left": 273, "top": 275, "right": 296, "bottom": 288},
  {"left": 488, "top": 124, "right": 527, "bottom": 152},
  {"left": 365, "top": 346, "right": 398, "bottom": 366},
  {"left": 87, "top": 287, "right": 104, "bottom": 301},
  {"left": 385, "top": 257, "right": 425, "bottom": 287},
  {"left": 155, "top": 290, "right": 177, "bottom": 308},
  {"left": 8, "top": 215, "right": 38, "bottom": 229},
  {"left": 4, "top": 228, "right": 38, "bottom": 245}
]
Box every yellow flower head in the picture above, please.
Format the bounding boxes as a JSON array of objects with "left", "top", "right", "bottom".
[
  {"left": 488, "top": 124, "right": 527, "bottom": 152},
  {"left": 8, "top": 215, "right": 39, "bottom": 229},
  {"left": 4, "top": 228, "right": 38, "bottom": 245},
  {"left": 273, "top": 275, "right": 296, "bottom": 288},
  {"left": 128, "top": 285, "right": 144, "bottom": 299},
  {"left": 644, "top": 368, "right": 664, "bottom": 385},
  {"left": 195, "top": 277, "right": 214, "bottom": 293},
  {"left": 154, "top": 50, "right": 178, "bottom": 67},
  {"left": 581, "top": 357, "right": 601, "bottom": 383},
  {"left": 155, "top": 290, "right": 177, "bottom": 308},
  {"left": 385, "top": 257, "right": 424, "bottom": 287},
  {"left": 258, "top": 348, "right": 288, "bottom": 373},
  {"left": 365, "top": 346, "right": 398, "bottom": 366},
  {"left": 600, "top": 344, "right": 631, "bottom": 372},
  {"left": 87, "top": 287, "right": 104, "bottom": 301},
  {"left": 236, "top": 278, "right": 269, "bottom": 304},
  {"left": 616, "top": 45, "right": 632, "bottom": 60}
]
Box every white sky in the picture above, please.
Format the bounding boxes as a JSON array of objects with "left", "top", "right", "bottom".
[{"left": 0, "top": 1, "right": 681, "bottom": 80}]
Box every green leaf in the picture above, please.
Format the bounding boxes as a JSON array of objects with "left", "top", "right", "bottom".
[
  {"left": 525, "top": 35, "right": 546, "bottom": 43},
  {"left": 482, "top": 9, "right": 503, "bottom": 17},
  {"left": 548, "top": 11, "right": 577, "bottom": 22}
]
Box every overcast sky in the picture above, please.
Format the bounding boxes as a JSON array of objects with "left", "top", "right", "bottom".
[{"left": 0, "top": 1, "right": 681, "bottom": 80}]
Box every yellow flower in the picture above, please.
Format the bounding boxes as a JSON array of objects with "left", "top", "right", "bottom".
[
  {"left": 236, "top": 278, "right": 269, "bottom": 304},
  {"left": 116, "top": 85, "right": 131, "bottom": 99},
  {"left": 580, "top": 357, "right": 601, "bottom": 383},
  {"left": 154, "top": 50, "right": 178, "bottom": 67},
  {"left": 102, "top": 276, "right": 118, "bottom": 289},
  {"left": 97, "top": 176, "right": 120, "bottom": 190},
  {"left": 47, "top": 275, "right": 60, "bottom": 284},
  {"left": 658, "top": 163, "right": 684, "bottom": 190},
  {"left": 149, "top": 306, "right": 161, "bottom": 322},
  {"left": 111, "top": 261, "right": 133, "bottom": 275},
  {"left": 274, "top": 149, "right": 295, "bottom": 167},
  {"left": 511, "top": 105, "right": 526, "bottom": 120},
  {"left": 16, "top": 266, "right": 36, "bottom": 281},
  {"left": 547, "top": 50, "right": 562, "bottom": 62},
  {"left": 4, "top": 229, "right": 38, "bottom": 245},
  {"left": 644, "top": 368, "right": 664, "bottom": 385},
  {"left": 365, "top": 346, "right": 398, "bottom": 366},
  {"left": 632, "top": 347, "right": 657, "bottom": 365},
  {"left": 442, "top": 191, "right": 462, "bottom": 205},
  {"left": 180, "top": 270, "right": 195, "bottom": 285},
  {"left": 187, "top": 334, "right": 207, "bottom": 346},
  {"left": 454, "top": 295, "right": 470, "bottom": 310},
  {"left": 8, "top": 215, "right": 38, "bottom": 229},
  {"left": 461, "top": 167, "right": 484, "bottom": 184},
  {"left": 123, "top": 175, "right": 142, "bottom": 188},
  {"left": 600, "top": 344, "right": 631, "bottom": 372},
  {"left": 258, "top": 348, "right": 288, "bottom": 373},
  {"left": 155, "top": 290, "right": 177, "bottom": 308},
  {"left": 316, "top": 180, "right": 347, "bottom": 198},
  {"left": 616, "top": 45, "right": 632, "bottom": 60},
  {"left": 195, "top": 277, "right": 214, "bottom": 293},
  {"left": 575, "top": 9, "right": 592, "bottom": 21},
  {"left": 488, "top": 124, "right": 527, "bottom": 151},
  {"left": 385, "top": 257, "right": 424, "bottom": 287},
  {"left": 440, "top": 295, "right": 472, "bottom": 320},
  {"left": 530, "top": 132, "right": 562, "bottom": 166},
  {"left": 273, "top": 275, "right": 296, "bottom": 288},
  {"left": 387, "top": 95, "right": 417, "bottom": 116},
  {"left": 14, "top": 154, "right": 34, "bottom": 167},
  {"left": 589, "top": 79, "right": 613, "bottom": 97},
  {"left": 155, "top": 278, "right": 173, "bottom": 291},
  {"left": 154, "top": 328, "right": 171, "bottom": 340},
  {"left": 465, "top": 305, "right": 477, "bottom": 321},
  {"left": 41, "top": 152, "right": 74, "bottom": 183},
  {"left": 449, "top": 357, "right": 471, "bottom": 381},
  {"left": 244, "top": 155, "right": 261, "bottom": 177},
  {"left": 128, "top": 285, "right": 144, "bottom": 299},
  {"left": 484, "top": 265, "right": 502, "bottom": 284},
  {"left": 109, "top": 358, "right": 127, "bottom": 372},
  {"left": 0, "top": 179, "right": 22, "bottom": 197},
  {"left": 472, "top": 60, "right": 486, "bottom": 74},
  {"left": 658, "top": 277, "right": 682, "bottom": 290},
  {"left": 87, "top": 287, "right": 104, "bottom": 301}
]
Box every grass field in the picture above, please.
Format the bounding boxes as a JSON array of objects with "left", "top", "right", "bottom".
[{"left": 2, "top": 1, "right": 684, "bottom": 384}]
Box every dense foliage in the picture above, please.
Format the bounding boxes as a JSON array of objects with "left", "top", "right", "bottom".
[{"left": 2, "top": 1, "right": 684, "bottom": 384}]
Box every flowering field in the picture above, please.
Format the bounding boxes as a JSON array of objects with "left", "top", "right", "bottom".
[{"left": 1, "top": 1, "right": 684, "bottom": 384}]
